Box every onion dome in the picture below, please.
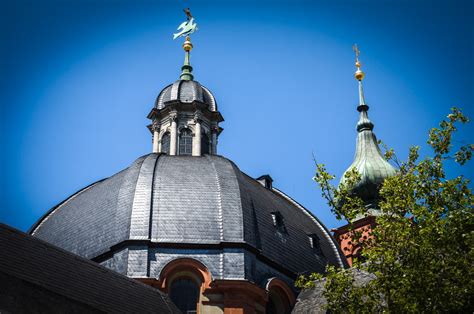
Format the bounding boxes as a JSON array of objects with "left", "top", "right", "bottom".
[{"left": 341, "top": 45, "right": 396, "bottom": 208}]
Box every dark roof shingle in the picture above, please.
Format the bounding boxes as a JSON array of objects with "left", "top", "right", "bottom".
[{"left": 0, "top": 223, "right": 180, "bottom": 313}]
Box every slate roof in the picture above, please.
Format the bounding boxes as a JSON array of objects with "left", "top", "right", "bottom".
[
  {"left": 155, "top": 80, "right": 217, "bottom": 111},
  {"left": 30, "top": 154, "right": 347, "bottom": 280},
  {"left": 0, "top": 223, "right": 180, "bottom": 313}
]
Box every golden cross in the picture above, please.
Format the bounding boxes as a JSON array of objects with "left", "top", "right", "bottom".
[{"left": 352, "top": 44, "right": 360, "bottom": 61}]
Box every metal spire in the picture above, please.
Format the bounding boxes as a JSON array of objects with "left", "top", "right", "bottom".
[
  {"left": 173, "top": 8, "right": 198, "bottom": 81},
  {"left": 352, "top": 44, "right": 373, "bottom": 131},
  {"left": 180, "top": 36, "right": 194, "bottom": 80},
  {"left": 353, "top": 44, "right": 367, "bottom": 110},
  {"left": 339, "top": 45, "right": 396, "bottom": 209}
]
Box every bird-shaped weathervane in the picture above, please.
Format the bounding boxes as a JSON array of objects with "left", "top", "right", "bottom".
[{"left": 173, "top": 8, "right": 198, "bottom": 40}]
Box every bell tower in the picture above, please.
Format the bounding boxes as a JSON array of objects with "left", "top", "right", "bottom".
[{"left": 333, "top": 45, "right": 396, "bottom": 266}]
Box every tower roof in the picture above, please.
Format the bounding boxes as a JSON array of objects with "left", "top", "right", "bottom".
[
  {"left": 155, "top": 80, "right": 217, "bottom": 111},
  {"left": 341, "top": 45, "right": 396, "bottom": 207}
]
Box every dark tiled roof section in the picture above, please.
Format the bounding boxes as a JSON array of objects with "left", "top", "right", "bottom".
[
  {"left": 155, "top": 80, "right": 217, "bottom": 111},
  {"left": 152, "top": 155, "right": 226, "bottom": 242},
  {"left": 31, "top": 155, "right": 147, "bottom": 259},
  {"left": 235, "top": 169, "right": 346, "bottom": 274},
  {"left": 151, "top": 155, "right": 243, "bottom": 243},
  {"left": 201, "top": 85, "right": 217, "bottom": 111},
  {"left": 0, "top": 224, "right": 180, "bottom": 313},
  {"left": 31, "top": 153, "right": 347, "bottom": 278}
]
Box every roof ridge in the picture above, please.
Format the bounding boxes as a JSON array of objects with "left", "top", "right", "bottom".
[{"left": 29, "top": 179, "right": 105, "bottom": 235}]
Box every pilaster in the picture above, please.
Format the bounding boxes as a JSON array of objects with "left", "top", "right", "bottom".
[
  {"left": 170, "top": 112, "right": 178, "bottom": 156},
  {"left": 193, "top": 112, "right": 202, "bottom": 156},
  {"left": 151, "top": 121, "right": 160, "bottom": 153},
  {"left": 211, "top": 126, "right": 218, "bottom": 155}
]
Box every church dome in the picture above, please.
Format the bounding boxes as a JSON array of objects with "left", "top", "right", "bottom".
[
  {"left": 155, "top": 80, "right": 217, "bottom": 111},
  {"left": 30, "top": 154, "right": 346, "bottom": 283},
  {"left": 27, "top": 27, "right": 351, "bottom": 312}
]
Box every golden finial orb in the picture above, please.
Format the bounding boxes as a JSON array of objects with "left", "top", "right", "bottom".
[
  {"left": 183, "top": 36, "right": 193, "bottom": 52},
  {"left": 352, "top": 44, "right": 365, "bottom": 81},
  {"left": 355, "top": 67, "right": 365, "bottom": 81}
]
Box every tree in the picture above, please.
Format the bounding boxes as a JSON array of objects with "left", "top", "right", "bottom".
[{"left": 296, "top": 108, "right": 474, "bottom": 313}]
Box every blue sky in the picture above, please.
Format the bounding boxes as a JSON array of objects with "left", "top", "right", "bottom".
[{"left": 1, "top": 0, "right": 472, "bottom": 232}]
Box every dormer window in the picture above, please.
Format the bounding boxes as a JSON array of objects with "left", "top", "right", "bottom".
[
  {"left": 257, "top": 175, "right": 273, "bottom": 189},
  {"left": 271, "top": 211, "right": 287, "bottom": 234},
  {"left": 308, "top": 234, "right": 324, "bottom": 256}
]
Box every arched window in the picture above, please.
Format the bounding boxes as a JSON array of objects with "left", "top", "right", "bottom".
[
  {"left": 161, "top": 132, "right": 170, "bottom": 154},
  {"left": 201, "top": 133, "right": 210, "bottom": 155},
  {"left": 266, "top": 288, "right": 291, "bottom": 314},
  {"left": 160, "top": 259, "right": 212, "bottom": 314},
  {"left": 179, "top": 128, "right": 193, "bottom": 155},
  {"left": 169, "top": 278, "right": 199, "bottom": 314},
  {"left": 265, "top": 278, "right": 295, "bottom": 314}
]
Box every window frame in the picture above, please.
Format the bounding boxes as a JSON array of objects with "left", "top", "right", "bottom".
[
  {"left": 161, "top": 132, "right": 171, "bottom": 154},
  {"left": 201, "top": 133, "right": 210, "bottom": 155},
  {"left": 308, "top": 233, "right": 324, "bottom": 256},
  {"left": 179, "top": 128, "right": 193, "bottom": 155},
  {"left": 271, "top": 211, "right": 287, "bottom": 234}
]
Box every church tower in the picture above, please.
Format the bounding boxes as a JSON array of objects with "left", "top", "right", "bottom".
[{"left": 333, "top": 46, "right": 396, "bottom": 266}]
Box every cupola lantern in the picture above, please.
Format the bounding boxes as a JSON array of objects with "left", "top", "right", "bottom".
[{"left": 147, "top": 9, "right": 224, "bottom": 156}]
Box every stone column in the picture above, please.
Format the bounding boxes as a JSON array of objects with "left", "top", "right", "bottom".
[
  {"left": 211, "top": 126, "right": 218, "bottom": 155},
  {"left": 192, "top": 112, "right": 202, "bottom": 156},
  {"left": 152, "top": 121, "right": 160, "bottom": 153},
  {"left": 169, "top": 113, "right": 178, "bottom": 156}
]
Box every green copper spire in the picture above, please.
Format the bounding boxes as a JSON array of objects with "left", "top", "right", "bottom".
[
  {"left": 340, "top": 45, "right": 396, "bottom": 210},
  {"left": 180, "top": 36, "right": 194, "bottom": 81},
  {"left": 353, "top": 44, "right": 367, "bottom": 109},
  {"left": 173, "top": 8, "right": 198, "bottom": 81},
  {"left": 352, "top": 44, "right": 373, "bottom": 131}
]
